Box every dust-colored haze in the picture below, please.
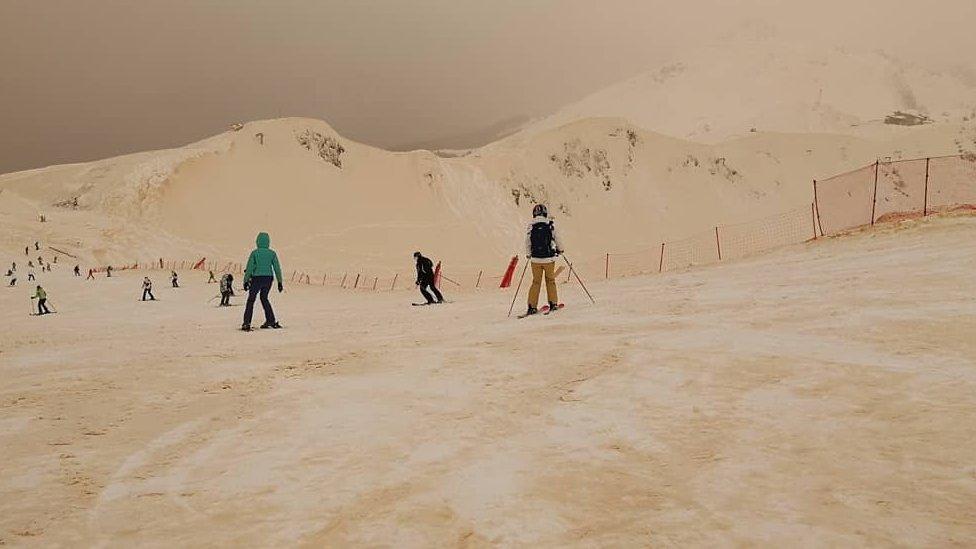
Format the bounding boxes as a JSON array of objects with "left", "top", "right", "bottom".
[{"left": 1, "top": 0, "right": 974, "bottom": 174}]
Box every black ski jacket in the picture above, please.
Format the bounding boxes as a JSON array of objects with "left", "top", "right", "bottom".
[{"left": 415, "top": 256, "right": 435, "bottom": 283}]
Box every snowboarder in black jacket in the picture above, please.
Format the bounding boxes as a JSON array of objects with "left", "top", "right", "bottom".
[{"left": 414, "top": 252, "right": 444, "bottom": 304}]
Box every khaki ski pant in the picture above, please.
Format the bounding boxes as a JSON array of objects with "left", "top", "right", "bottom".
[{"left": 528, "top": 261, "right": 558, "bottom": 308}]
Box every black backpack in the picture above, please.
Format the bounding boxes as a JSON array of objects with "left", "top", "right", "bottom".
[{"left": 530, "top": 221, "right": 555, "bottom": 258}]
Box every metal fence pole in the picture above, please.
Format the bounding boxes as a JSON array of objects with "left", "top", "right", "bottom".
[
  {"left": 871, "top": 160, "right": 879, "bottom": 225},
  {"left": 715, "top": 226, "right": 722, "bottom": 260},
  {"left": 923, "top": 157, "right": 930, "bottom": 216}
]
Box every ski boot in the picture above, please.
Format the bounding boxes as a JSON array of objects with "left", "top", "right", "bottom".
[
  {"left": 260, "top": 321, "right": 282, "bottom": 329},
  {"left": 241, "top": 323, "right": 251, "bottom": 332},
  {"left": 524, "top": 305, "right": 538, "bottom": 316},
  {"left": 547, "top": 301, "right": 560, "bottom": 313}
]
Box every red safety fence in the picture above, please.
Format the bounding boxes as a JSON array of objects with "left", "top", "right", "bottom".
[{"left": 815, "top": 153, "right": 976, "bottom": 236}]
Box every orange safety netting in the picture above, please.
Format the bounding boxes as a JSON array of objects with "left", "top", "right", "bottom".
[
  {"left": 718, "top": 205, "right": 814, "bottom": 261},
  {"left": 927, "top": 154, "right": 976, "bottom": 213},
  {"left": 661, "top": 229, "right": 720, "bottom": 273},
  {"left": 815, "top": 163, "right": 876, "bottom": 236},
  {"left": 874, "top": 158, "right": 928, "bottom": 222}
]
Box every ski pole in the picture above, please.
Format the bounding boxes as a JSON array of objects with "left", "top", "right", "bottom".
[
  {"left": 562, "top": 255, "right": 596, "bottom": 304},
  {"left": 507, "top": 259, "right": 529, "bottom": 317}
]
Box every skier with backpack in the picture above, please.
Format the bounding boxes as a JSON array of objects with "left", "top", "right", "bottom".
[
  {"left": 219, "top": 273, "right": 235, "bottom": 306},
  {"left": 241, "top": 232, "right": 283, "bottom": 331},
  {"left": 413, "top": 251, "right": 444, "bottom": 305},
  {"left": 523, "top": 204, "right": 563, "bottom": 316},
  {"left": 171, "top": 271, "right": 179, "bottom": 288},
  {"left": 74, "top": 265, "right": 80, "bottom": 277},
  {"left": 142, "top": 277, "right": 156, "bottom": 301}
]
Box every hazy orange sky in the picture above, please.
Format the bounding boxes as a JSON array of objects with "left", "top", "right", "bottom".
[{"left": 2, "top": 0, "right": 974, "bottom": 174}]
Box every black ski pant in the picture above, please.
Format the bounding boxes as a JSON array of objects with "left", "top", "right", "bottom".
[
  {"left": 37, "top": 298, "right": 49, "bottom": 315},
  {"left": 220, "top": 291, "right": 231, "bottom": 306},
  {"left": 418, "top": 276, "right": 443, "bottom": 304},
  {"left": 243, "top": 276, "right": 276, "bottom": 326},
  {"left": 142, "top": 289, "right": 155, "bottom": 301}
]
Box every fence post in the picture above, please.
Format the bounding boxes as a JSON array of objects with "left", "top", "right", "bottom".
[
  {"left": 811, "top": 202, "right": 817, "bottom": 240},
  {"left": 291, "top": 270, "right": 297, "bottom": 282},
  {"left": 391, "top": 273, "right": 398, "bottom": 291},
  {"left": 340, "top": 273, "right": 347, "bottom": 288},
  {"left": 871, "top": 160, "right": 879, "bottom": 225},
  {"left": 923, "top": 157, "right": 930, "bottom": 216},
  {"left": 353, "top": 274, "right": 360, "bottom": 289},
  {"left": 714, "top": 226, "right": 722, "bottom": 260},
  {"left": 658, "top": 242, "right": 665, "bottom": 273},
  {"left": 322, "top": 273, "right": 327, "bottom": 285},
  {"left": 372, "top": 277, "right": 378, "bottom": 291},
  {"left": 605, "top": 253, "right": 610, "bottom": 279},
  {"left": 475, "top": 270, "right": 483, "bottom": 288},
  {"left": 813, "top": 179, "right": 825, "bottom": 237}
]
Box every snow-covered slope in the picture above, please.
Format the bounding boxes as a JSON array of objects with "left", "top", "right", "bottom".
[
  {"left": 511, "top": 37, "right": 976, "bottom": 144},
  {"left": 3, "top": 36, "right": 976, "bottom": 277}
]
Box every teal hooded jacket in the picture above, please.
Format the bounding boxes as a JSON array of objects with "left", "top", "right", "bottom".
[{"left": 244, "top": 232, "right": 283, "bottom": 283}]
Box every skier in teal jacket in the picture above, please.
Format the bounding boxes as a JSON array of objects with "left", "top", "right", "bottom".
[{"left": 241, "top": 232, "right": 283, "bottom": 331}]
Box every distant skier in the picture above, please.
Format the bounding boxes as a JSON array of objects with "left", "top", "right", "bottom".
[
  {"left": 86, "top": 268, "right": 95, "bottom": 280},
  {"left": 53, "top": 256, "right": 57, "bottom": 264},
  {"left": 219, "top": 273, "right": 235, "bottom": 306},
  {"left": 24, "top": 246, "right": 28, "bottom": 255},
  {"left": 171, "top": 271, "right": 179, "bottom": 288},
  {"left": 241, "top": 232, "right": 283, "bottom": 331},
  {"left": 523, "top": 204, "right": 563, "bottom": 316},
  {"left": 413, "top": 251, "right": 444, "bottom": 305},
  {"left": 31, "top": 285, "right": 51, "bottom": 315},
  {"left": 28, "top": 269, "right": 35, "bottom": 281},
  {"left": 106, "top": 265, "right": 113, "bottom": 277},
  {"left": 142, "top": 277, "right": 156, "bottom": 301},
  {"left": 208, "top": 270, "right": 217, "bottom": 283},
  {"left": 10, "top": 262, "right": 15, "bottom": 272},
  {"left": 74, "top": 265, "right": 81, "bottom": 277},
  {"left": 34, "top": 241, "right": 39, "bottom": 251},
  {"left": 5, "top": 270, "right": 15, "bottom": 286},
  {"left": 27, "top": 260, "right": 34, "bottom": 269}
]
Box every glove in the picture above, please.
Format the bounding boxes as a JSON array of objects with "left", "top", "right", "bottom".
[
  {"left": 243, "top": 281, "right": 250, "bottom": 291},
  {"left": 277, "top": 282, "right": 283, "bottom": 293}
]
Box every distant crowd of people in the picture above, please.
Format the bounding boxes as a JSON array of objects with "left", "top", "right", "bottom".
[{"left": 7, "top": 203, "right": 571, "bottom": 325}]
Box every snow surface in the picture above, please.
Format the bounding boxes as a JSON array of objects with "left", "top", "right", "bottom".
[{"left": 2, "top": 214, "right": 975, "bottom": 545}]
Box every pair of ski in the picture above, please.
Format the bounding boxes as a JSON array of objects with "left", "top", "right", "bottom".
[
  {"left": 517, "top": 303, "right": 564, "bottom": 319},
  {"left": 411, "top": 301, "right": 451, "bottom": 306}
]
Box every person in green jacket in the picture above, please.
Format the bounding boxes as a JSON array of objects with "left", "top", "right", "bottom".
[
  {"left": 241, "top": 231, "right": 283, "bottom": 331},
  {"left": 31, "top": 285, "right": 51, "bottom": 315}
]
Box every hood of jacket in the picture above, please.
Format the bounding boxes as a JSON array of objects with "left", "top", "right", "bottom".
[{"left": 256, "top": 232, "right": 271, "bottom": 249}]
